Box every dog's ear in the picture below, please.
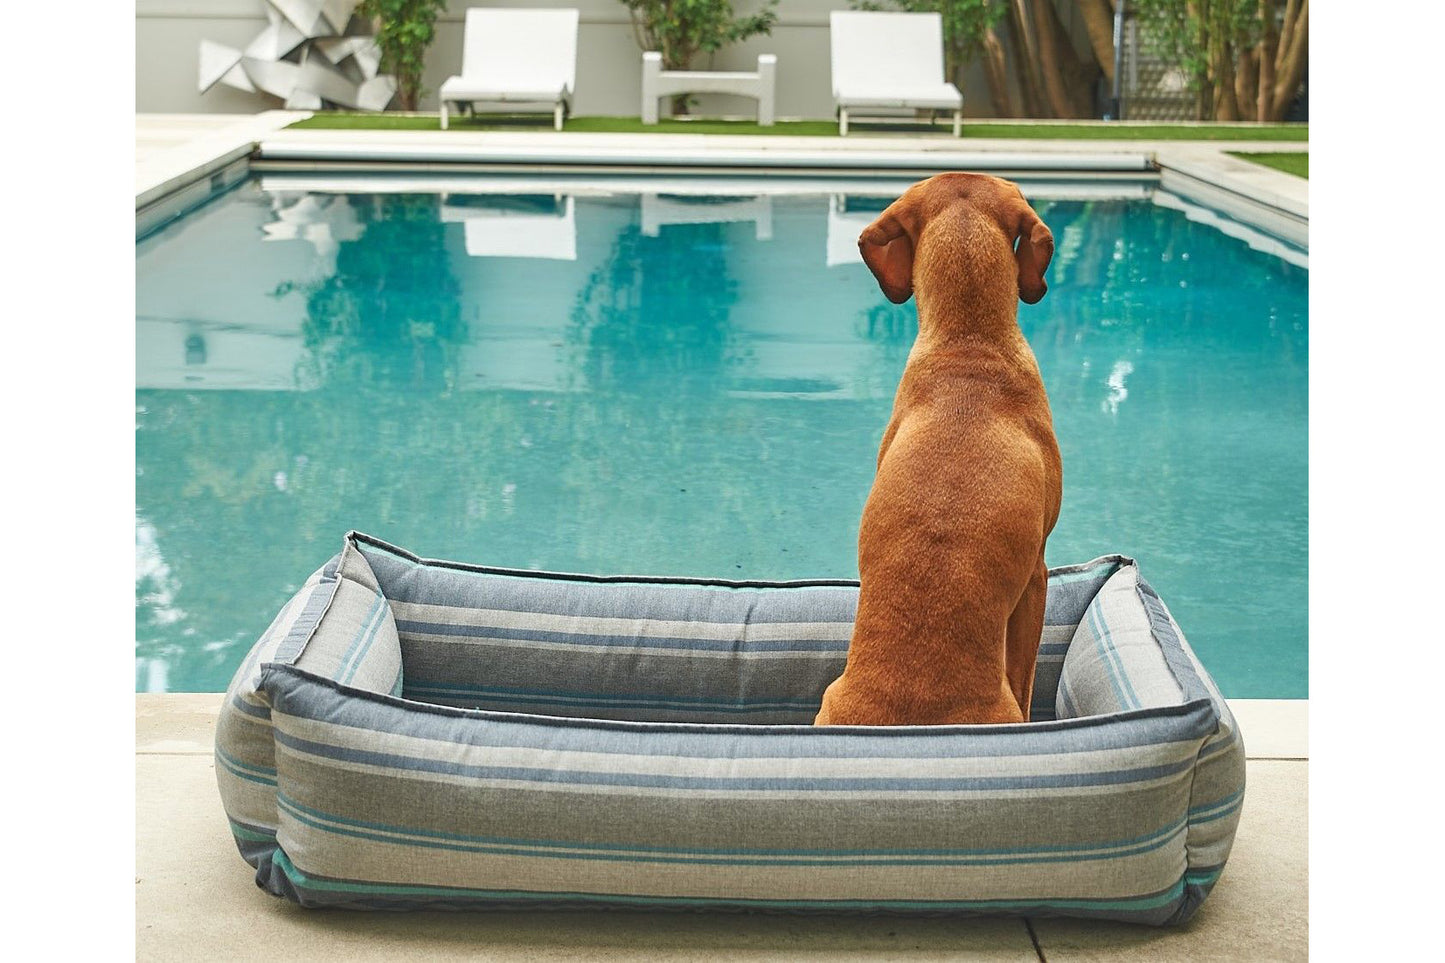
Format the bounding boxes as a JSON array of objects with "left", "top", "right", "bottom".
[
  {"left": 1013, "top": 203, "right": 1054, "bottom": 304},
  {"left": 858, "top": 204, "right": 915, "bottom": 304}
]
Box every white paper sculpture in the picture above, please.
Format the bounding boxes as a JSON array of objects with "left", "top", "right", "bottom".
[{"left": 199, "top": 1, "right": 396, "bottom": 111}]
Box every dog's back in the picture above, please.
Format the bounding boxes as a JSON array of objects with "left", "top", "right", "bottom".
[{"left": 815, "top": 173, "right": 1061, "bottom": 726}]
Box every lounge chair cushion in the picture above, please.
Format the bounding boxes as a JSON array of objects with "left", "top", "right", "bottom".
[
  {"left": 834, "top": 83, "right": 963, "bottom": 110},
  {"left": 216, "top": 532, "right": 1244, "bottom": 925},
  {"left": 439, "top": 78, "right": 570, "bottom": 105}
]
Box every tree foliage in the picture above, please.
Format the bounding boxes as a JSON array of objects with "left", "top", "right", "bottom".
[
  {"left": 358, "top": 0, "right": 448, "bottom": 110},
  {"left": 620, "top": 0, "right": 780, "bottom": 71},
  {"left": 1132, "top": 0, "right": 1309, "bottom": 120},
  {"left": 856, "top": 1, "right": 1101, "bottom": 120}
]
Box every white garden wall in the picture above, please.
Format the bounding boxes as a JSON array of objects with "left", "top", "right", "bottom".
[{"left": 138, "top": 0, "right": 1097, "bottom": 120}]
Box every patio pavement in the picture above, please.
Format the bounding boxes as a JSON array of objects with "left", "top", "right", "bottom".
[{"left": 137, "top": 694, "right": 1305, "bottom": 961}]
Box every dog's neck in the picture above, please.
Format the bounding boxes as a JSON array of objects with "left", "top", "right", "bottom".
[
  {"left": 912, "top": 284, "right": 1023, "bottom": 354},
  {"left": 908, "top": 227, "right": 1024, "bottom": 352}
]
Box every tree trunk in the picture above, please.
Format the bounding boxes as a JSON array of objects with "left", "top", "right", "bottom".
[
  {"left": 1271, "top": 0, "right": 1308, "bottom": 119},
  {"left": 1009, "top": 1, "right": 1049, "bottom": 117},
  {"left": 1184, "top": 1, "right": 1212, "bottom": 120},
  {"left": 1235, "top": 46, "right": 1258, "bottom": 122},
  {"left": 982, "top": 27, "right": 1017, "bottom": 117},
  {"left": 1031, "top": 0, "right": 1089, "bottom": 118},
  {"left": 1213, "top": 43, "right": 1239, "bottom": 120},
  {"left": 1059, "top": 2, "right": 1099, "bottom": 117},
  {"left": 946, "top": 40, "right": 967, "bottom": 95},
  {"left": 1077, "top": 0, "right": 1117, "bottom": 85},
  {"left": 1256, "top": 2, "right": 1278, "bottom": 122},
  {"left": 1278, "top": 0, "right": 1302, "bottom": 55}
]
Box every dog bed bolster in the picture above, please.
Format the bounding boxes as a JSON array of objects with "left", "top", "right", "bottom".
[{"left": 215, "top": 532, "right": 1245, "bottom": 924}]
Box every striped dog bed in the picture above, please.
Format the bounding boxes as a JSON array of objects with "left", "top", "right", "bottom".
[{"left": 216, "top": 531, "right": 1244, "bottom": 924}]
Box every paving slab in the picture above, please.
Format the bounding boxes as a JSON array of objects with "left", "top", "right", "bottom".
[
  {"left": 1029, "top": 759, "right": 1308, "bottom": 962},
  {"left": 1228, "top": 699, "right": 1308, "bottom": 759}
]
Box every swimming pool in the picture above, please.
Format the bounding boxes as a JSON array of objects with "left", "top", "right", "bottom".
[{"left": 135, "top": 173, "right": 1307, "bottom": 698}]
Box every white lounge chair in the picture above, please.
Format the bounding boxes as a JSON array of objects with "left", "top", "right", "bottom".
[
  {"left": 439, "top": 8, "right": 579, "bottom": 131},
  {"left": 829, "top": 11, "right": 963, "bottom": 137}
]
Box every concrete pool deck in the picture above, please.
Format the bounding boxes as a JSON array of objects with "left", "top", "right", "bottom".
[{"left": 137, "top": 694, "right": 1306, "bottom": 961}]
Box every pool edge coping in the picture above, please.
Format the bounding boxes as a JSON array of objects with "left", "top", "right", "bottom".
[
  {"left": 136, "top": 110, "right": 314, "bottom": 209},
  {"left": 135, "top": 114, "right": 1308, "bottom": 250}
]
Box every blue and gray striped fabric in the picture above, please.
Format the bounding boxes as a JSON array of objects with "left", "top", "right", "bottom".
[{"left": 216, "top": 532, "right": 1245, "bottom": 924}]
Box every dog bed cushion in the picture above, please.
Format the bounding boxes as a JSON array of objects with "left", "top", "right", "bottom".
[{"left": 216, "top": 532, "right": 1244, "bottom": 925}]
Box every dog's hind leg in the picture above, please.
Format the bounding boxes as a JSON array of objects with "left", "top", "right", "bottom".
[{"left": 1005, "top": 557, "right": 1049, "bottom": 721}]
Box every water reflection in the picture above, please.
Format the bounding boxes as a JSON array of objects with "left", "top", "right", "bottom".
[
  {"left": 288, "top": 194, "right": 466, "bottom": 391},
  {"left": 642, "top": 194, "right": 773, "bottom": 240},
  {"left": 135, "top": 518, "right": 183, "bottom": 625},
  {"left": 569, "top": 218, "right": 737, "bottom": 394},
  {"left": 826, "top": 193, "right": 884, "bottom": 266},
  {"left": 136, "top": 183, "right": 1307, "bottom": 697},
  {"left": 1102, "top": 359, "right": 1135, "bottom": 417},
  {"left": 440, "top": 193, "right": 577, "bottom": 260},
  {"left": 262, "top": 192, "right": 363, "bottom": 267}
]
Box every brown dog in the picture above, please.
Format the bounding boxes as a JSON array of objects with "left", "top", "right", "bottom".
[{"left": 815, "top": 172, "right": 1061, "bottom": 726}]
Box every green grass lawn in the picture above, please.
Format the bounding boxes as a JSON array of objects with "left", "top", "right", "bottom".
[
  {"left": 1228, "top": 151, "right": 1309, "bottom": 178},
  {"left": 290, "top": 112, "right": 1309, "bottom": 141}
]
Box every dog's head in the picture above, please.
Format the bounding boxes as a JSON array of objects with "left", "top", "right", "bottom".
[{"left": 857, "top": 172, "right": 1054, "bottom": 306}]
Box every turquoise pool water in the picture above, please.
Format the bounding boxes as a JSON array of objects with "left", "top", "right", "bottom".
[{"left": 136, "top": 176, "right": 1307, "bottom": 698}]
